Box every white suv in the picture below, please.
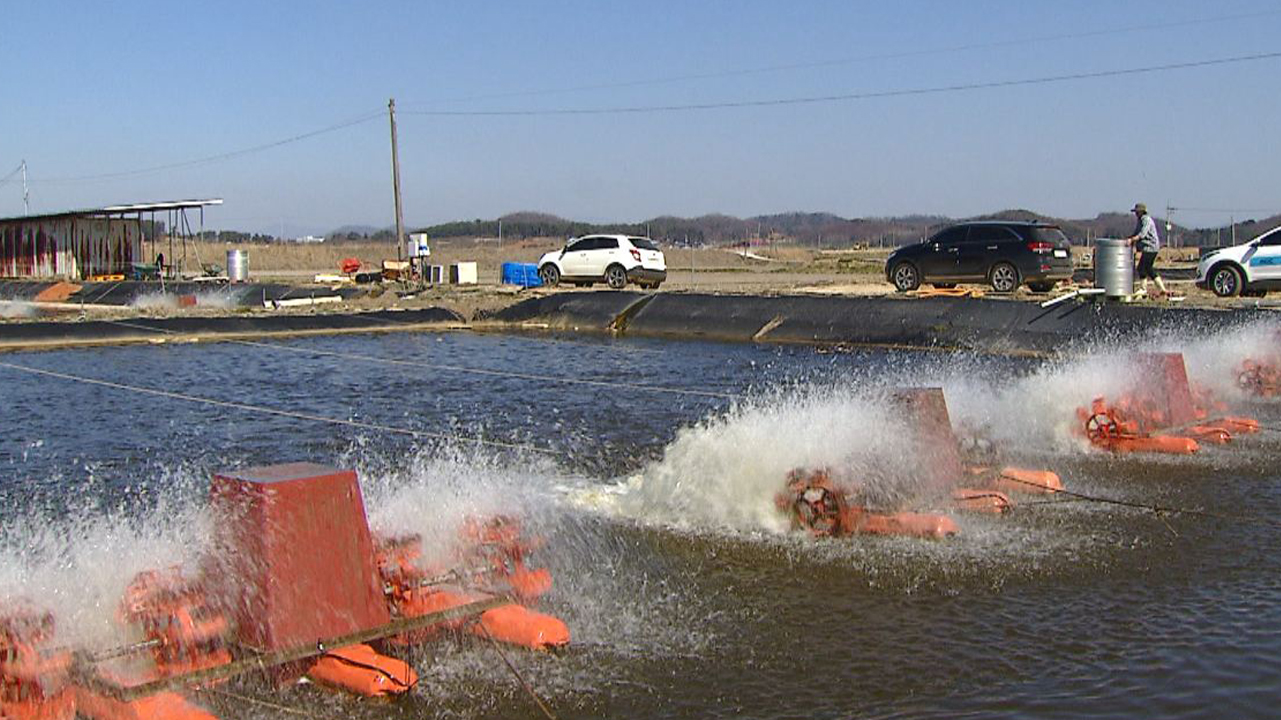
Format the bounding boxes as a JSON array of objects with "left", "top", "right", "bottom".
[
  {"left": 1196, "top": 225, "right": 1281, "bottom": 297},
  {"left": 537, "top": 234, "right": 667, "bottom": 290}
]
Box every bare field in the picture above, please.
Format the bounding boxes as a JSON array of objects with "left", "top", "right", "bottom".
[{"left": 161, "top": 238, "right": 1238, "bottom": 321}]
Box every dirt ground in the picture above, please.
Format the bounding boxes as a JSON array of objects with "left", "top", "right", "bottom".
[
  {"left": 209, "top": 238, "right": 1242, "bottom": 316},
  {"left": 9, "top": 240, "right": 1273, "bottom": 325}
]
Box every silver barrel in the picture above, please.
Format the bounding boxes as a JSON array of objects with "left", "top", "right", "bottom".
[
  {"left": 226, "top": 249, "right": 249, "bottom": 283},
  {"left": 1094, "top": 239, "right": 1133, "bottom": 298}
]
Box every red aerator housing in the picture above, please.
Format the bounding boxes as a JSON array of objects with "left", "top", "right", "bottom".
[{"left": 209, "top": 462, "right": 390, "bottom": 651}]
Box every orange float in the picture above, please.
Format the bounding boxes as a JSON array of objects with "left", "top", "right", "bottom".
[
  {"left": 74, "top": 690, "right": 218, "bottom": 720},
  {"left": 306, "top": 644, "right": 417, "bottom": 697},
  {"left": 969, "top": 466, "right": 1064, "bottom": 495},
  {"left": 951, "top": 488, "right": 1014, "bottom": 514}
]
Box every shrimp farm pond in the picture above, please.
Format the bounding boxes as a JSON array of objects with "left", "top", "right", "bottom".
[{"left": 3, "top": 324, "right": 1281, "bottom": 719}]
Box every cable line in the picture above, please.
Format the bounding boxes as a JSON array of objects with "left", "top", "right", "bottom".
[
  {"left": 33, "top": 110, "right": 384, "bottom": 185},
  {"left": 1170, "top": 206, "right": 1281, "bottom": 215},
  {"left": 403, "top": 51, "right": 1281, "bottom": 117},
  {"left": 1002, "top": 472, "right": 1281, "bottom": 529},
  {"left": 0, "top": 361, "right": 558, "bottom": 456},
  {"left": 406, "top": 9, "right": 1281, "bottom": 107},
  {"left": 0, "top": 162, "right": 23, "bottom": 187}
]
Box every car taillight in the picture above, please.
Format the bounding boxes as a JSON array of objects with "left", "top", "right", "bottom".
[
  {"left": 630, "top": 249, "right": 641, "bottom": 261},
  {"left": 1027, "top": 241, "right": 1054, "bottom": 254}
]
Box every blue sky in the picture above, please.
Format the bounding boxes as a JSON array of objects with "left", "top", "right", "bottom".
[{"left": 2, "top": 0, "right": 1279, "bottom": 235}]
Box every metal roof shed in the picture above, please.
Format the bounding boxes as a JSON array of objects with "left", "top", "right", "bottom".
[{"left": 0, "top": 198, "right": 222, "bottom": 279}]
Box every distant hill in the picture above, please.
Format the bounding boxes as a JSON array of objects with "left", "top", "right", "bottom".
[
  {"left": 330, "top": 224, "right": 380, "bottom": 236},
  {"left": 343, "top": 209, "right": 1281, "bottom": 249}
]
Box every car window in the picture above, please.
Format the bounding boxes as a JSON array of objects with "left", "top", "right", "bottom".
[
  {"left": 931, "top": 227, "right": 968, "bottom": 246},
  {"left": 629, "top": 237, "right": 659, "bottom": 251},
  {"left": 968, "top": 226, "right": 1019, "bottom": 243},
  {"left": 1030, "top": 227, "right": 1070, "bottom": 245},
  {"left": 1257, "top": 228, "right": 1281, "bottom": 246},
  {"left": 595, "top": 237, "right": 619, "bottom": 250},
  {"left": 571, "top": 237, "right": 605, "bottom": 251}
]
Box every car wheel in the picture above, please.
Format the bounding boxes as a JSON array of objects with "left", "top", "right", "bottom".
[
  {"left": 989, "top": 262, "right": 1019, "bottom": 293},
  {"left": 932, "top": 283, "right": 957, "bottom": 289},
  {"left": 538, "top": 264, "right": 560, "bottom": 287},
  {"left": 891, "top": 262, "right": 921, "bottom": 292},
  {"left": 1027, "top": 281, "right": 1055, "bottom": 293},
  {"left": 1210, "top": 264, "right": 1243, "bottom": 297},
  {"left": 605, "top": 264, "right": 627, "bottom": 289}
]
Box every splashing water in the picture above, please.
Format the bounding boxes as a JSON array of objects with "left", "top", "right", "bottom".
[
  {"left": 885, "top": 319, "right": 1281, "bottom": 455},
  {"left": 0, "top": 300, "right": 36, "bottom": 318},
  {"left": 0, "top": 440, "right": 703, "bottom": 672},
  {"left": 129, "top": 289, "right": 239, "bottom": 311},
  {"left": 0, "top": 483, "right": 212, "bottom": 649},
  {"left": 576, "top": 384, "right": 959, "bottom": 533}
]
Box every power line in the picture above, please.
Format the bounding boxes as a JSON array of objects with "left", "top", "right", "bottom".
[
  {"left": 0, "top": 162, "right": 23, "bottom": 187},
  {"left": 403, "top": 51, "right": 1281, "bottom": 117},
  {"left": 32, "top": 110, "right": 385, "bottom": 186},
  {"left": 1170, "top": 206, "right": 1281, "bottom": 215},
  {"left": 405, "top": 9, "right": 1281, "bottom": 107}
]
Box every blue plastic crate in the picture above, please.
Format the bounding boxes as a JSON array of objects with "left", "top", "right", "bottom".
[{"left": 501, "top": 262, "right": 543, "bottom": 287}]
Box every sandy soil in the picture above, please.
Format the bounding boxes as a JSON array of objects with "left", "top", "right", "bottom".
[{"left": 10, "top": 240, "right": 1276, "bottom": 325}]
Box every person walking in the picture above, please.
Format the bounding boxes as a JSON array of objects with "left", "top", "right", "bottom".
[{"left": 1124, "top": 202, "right": 1168, "bottom": 298}]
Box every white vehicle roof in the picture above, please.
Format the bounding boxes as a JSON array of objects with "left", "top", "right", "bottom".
[{"left": 570, "top": 233, "right": 651, "bottom": 241}]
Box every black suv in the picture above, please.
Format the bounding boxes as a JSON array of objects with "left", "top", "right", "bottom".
[{"left": 885, "top": 221, "right": 1073, "bottom": 293}]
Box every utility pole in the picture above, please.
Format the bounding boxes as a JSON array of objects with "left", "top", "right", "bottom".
[
  {"left": 389, "top": 98, "right": 406, "bottom": 263},
  {"left": 687, "top": 233, "right": 695, "bottom": 289},
  {"left": 498, "top": 219, "right": 503, "bottom": 251},
  {"left": 21, "top": 160, "right": 28, "bottom": 215}
]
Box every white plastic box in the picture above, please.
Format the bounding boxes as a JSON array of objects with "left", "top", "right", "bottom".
[{"left": 449, "top": 262, "right": 478, "bottom": 285}]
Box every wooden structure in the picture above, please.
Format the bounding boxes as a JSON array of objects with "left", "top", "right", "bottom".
[{"left": 0, "top": 199, "right": 221, "bottom": 279}]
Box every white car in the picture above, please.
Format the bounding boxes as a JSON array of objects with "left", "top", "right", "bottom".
[
  {"left": 1196, "top": 225, "right": 1281, "bottom": 297},
  {"left": 537, "top": 234, "right": 667, "bottom": 290}
]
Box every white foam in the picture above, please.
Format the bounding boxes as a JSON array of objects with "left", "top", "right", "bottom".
[
  {"left": 576, "top": 385, "right": 949, "bottom": 534},
  {"left": 129, "top": 289, "right": 238, "bottom": 311}
]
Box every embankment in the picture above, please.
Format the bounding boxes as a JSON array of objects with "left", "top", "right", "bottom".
[
  {"left": 477, "top": 292, "right": 1259, "bottom": 354},
  {"left": 0, "top": 308, "right": 464, "bottom": 352}
]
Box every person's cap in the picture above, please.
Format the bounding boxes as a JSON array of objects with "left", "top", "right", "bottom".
[{"left": 1132, "top": 203, "right": 1147, "bottom": 213}]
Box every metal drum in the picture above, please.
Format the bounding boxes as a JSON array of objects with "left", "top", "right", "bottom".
[
  {"left": 1094, "top": 239, "right": 1133, "bottom": 298},
  {"left": 226, "top": 249, "right": 249, "bottom": 283}
]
